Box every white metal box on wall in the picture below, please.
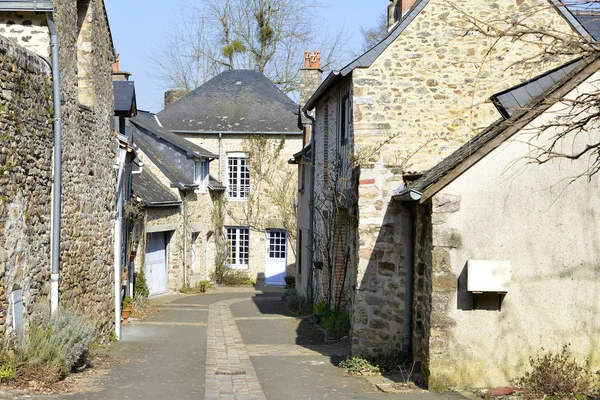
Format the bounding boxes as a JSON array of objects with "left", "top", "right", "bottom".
[{"left": 467, "top": 260, "right": 511, "bottom": 293}]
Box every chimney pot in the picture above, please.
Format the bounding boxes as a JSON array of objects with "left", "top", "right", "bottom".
[{"left": 113, "top": 52, "right": 120, "bottom": 73}]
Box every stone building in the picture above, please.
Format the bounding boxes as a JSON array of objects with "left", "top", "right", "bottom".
[
  {"left": 0, "top": 0, "right": 119, "bottom": 337},
  {"left": 130, "top": 69, "right": 302, "bottom": 293},
  {"left": 394, "top": 57, "right": 600, "bottom": 389},
  {"left": 294, "top": 0, "right": 596, "bottom": 387}
]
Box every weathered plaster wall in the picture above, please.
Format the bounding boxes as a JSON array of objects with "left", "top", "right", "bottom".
[
  {"left": 351, "top": 0, "right": 576, "bottom": 356},
  {"left": 0, "top": 12, "right": 49, "bottom": 57},
  {"left": 424, "top": 71, "right": 600, "bottom": 389}
]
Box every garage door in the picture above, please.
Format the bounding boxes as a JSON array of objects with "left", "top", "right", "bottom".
[{"left": 145, "top": 232, "right": 169, "bottom": 296}]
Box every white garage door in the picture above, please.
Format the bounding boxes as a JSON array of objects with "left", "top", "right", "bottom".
[{"left": 145, "top": 232, "right": 169, "bottom": 296}]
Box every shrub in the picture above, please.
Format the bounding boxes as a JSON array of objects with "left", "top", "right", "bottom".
[
  {"left": 339, "top": 356, "right": 380, "bottom": 375},
  {"left": 133, "top": 270, "right": 150, "bottom": 298},
  {"left": 131, "top": 295, "right": 155, "bottom": 319},
  {"left": 211, "top": 264, "right": 250, "bottom": 286},
  {"left": 22, "top": 307, "right": 95, "bottom": 379},
  {"left": 313, "top": 299, "right": 327, "bottom": 316},
  {"left": 122, "top": 296, "right": 132, "bottom": 308},
  {"left": 516, "top": 345, "right": 600, "bottom": 397},
  {"left": 281, "top": 288, "right": 312, "bottom": 315},
  {"left": 321, "top": 309, "right": 350, "bottom": 339},
  {"left": 180, "top": 280, "right": 213, "bottom": 294}
]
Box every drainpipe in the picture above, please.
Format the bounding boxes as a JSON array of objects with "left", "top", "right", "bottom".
[
  {"left": 113, "top": 149, "right": 127, "bottom": 340},
  {"left": 402, "top": 203, "right": 415, "bottom": 355},
  {"left": 48, "top": 14, "right": 62, "bottom": 315},
  {"left": 183, "top": 191, "right": 188, "bottom": 288},
  {"left": 303, "top": 110, "right": 316, "bottom": 302},
  {"left": 218, "top": 133, "right": 223, "bottom": 182}
]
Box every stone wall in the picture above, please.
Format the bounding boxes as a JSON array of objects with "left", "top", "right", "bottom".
[
  {"left": 54, "top": 0, "right": 116, "bottom": 337},
  {"left": 350, "top": 0, "right": 576, "bottom": 356},
  {"left": 0, "top": 0, "right": 116, "bottom": 338},
  {"left": 0, "top": 36, "right": 53, "bottom": 334}
]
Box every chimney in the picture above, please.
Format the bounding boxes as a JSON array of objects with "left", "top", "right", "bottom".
[
  {"left": 299, "top": 51, "right": 322, "bottom": 110},
  {"left": 164, "top": 89, "right": 189, "bottom": 109},
  {"left": 388, "top": 0, "right": 417, "bottom": 30},
  {"left": 112, "top": 52, "right": 132, "bottom": 81}
]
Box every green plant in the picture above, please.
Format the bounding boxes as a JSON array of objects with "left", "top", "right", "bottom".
[
  {"left": 134, "top": 270, "right": 150, "bottom": 298},
  {"left": 0, "top": 363, "right": 15, "bottom": 381},
  {"left": 23, "top": 307, "right": 95, "bottom": 379},
  {"left": 109, "top": 331, "right": 118, "bottom": 342},
  {"left": 122, "top": 296, "right": 132, "bottom": 308},
  {"left": 180, "top": 280, "right": 213, "bottom": 294},
  {"left": 372, "top": 349, "right": 408, "bottom": 373},
  {"left": 210, "top": 265, "right": 250, "bottom": 286},
  {"left": 244, "top": 279, "right": 255, "bottom": 287},
  {"left": 313, "top": 299, "right": 328, "bottom": 316},
  {"left": 321, "top": 309, "right": 350, "bottom": 340},
  {"left": 339, "top": 356, "right": 380, "bottom": 375},
  {"left": 516, "top": 345, "right": 600, "bottom": 397}
]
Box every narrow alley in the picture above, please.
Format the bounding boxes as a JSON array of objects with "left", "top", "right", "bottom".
[{"left": 51, "top": 289, "right": 468, "bottom": 400}]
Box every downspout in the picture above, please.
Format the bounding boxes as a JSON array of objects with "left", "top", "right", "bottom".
[
  {"left": 113, "top": 149, "right": 127, "bottom": 340},
  {"left": 402, "top": 203, "right": 415, "bottom": 355},
  {"left": 183, "top": 191, "right": 188, "bottom": 288},
  {"left": 48, "top": 14, "right": 62, "bottom": 315},
  {"left": 218, "top": 133, "right": 223, "bottom": 182},
  {"left": 303, "top": 109, "right": 316, "bottom": 302}
]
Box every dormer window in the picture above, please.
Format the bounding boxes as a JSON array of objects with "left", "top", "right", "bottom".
[{"left": 195, "top": 159, "right": 209, "bottom": 193}]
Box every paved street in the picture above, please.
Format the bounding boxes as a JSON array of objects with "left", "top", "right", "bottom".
[{"left": 49, "top": 288, "right": 467, "bottom": 400}]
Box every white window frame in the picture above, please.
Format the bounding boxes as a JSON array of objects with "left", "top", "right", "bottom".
[
  {"left": 194, "top": 159, "right": 209, "bottom": 193},
  {"left": 226, "top": 227, "right": 250, "bottom": 269},
  {"left": 227, "top": 152, "right": 250, "bottom": 200}
]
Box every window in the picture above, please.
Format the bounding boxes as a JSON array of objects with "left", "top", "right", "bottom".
[
  {"left": 227, "top": 154, "right": 250, "bottom": 199},
  {"left": 195, "top": 160, "right": 209, "bottom": 192},
  {"left": 226, "top": 227, "right": 249, "bottom": 268},
  {"left": 340, "top": 95, "right": 349, "bottom": 143}
]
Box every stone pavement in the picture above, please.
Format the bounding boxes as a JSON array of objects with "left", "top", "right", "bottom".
[{"left": 36, "top": 288, "right": 471, "bottom": 400}]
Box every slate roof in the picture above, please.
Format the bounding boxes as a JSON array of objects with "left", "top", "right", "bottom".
[
  {"left": 113, "top": 80, "right": 136, "bottom": 115},
  {"left": 132, "top": 126, "right": 197, "bottom": 190},
  {"left": 490, "top": 57, "right": 584, "bottom": 118},
  {"left": 304, "top": 0, "right": 597, "bottom": 111},
  {"left": 132, "top": 168, "right": 181, "bottom": 207},
  {"left": 156, "top": 69, "right": 302, "bottom": 134},
  {"left": 131, "top": 111, "right": 217, "bottom": 159},
  {"left": 572, "top": 12, "right": 600, "bottom": 41},
  {"left": 208, "top": 175, "right": 226, "bottom": 192},
  {"left": 393, "top": 56, "right": 600, "bottom": 201}
]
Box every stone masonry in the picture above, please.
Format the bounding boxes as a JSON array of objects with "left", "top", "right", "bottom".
[
  {"left": 349, "top": 0, "right": 577, "bottom": 357},
  {"left": 0, "top": 36, "right": 53, "bottom": 335},
  {"left": 0, "top": 0, "right": 117, "bottom": 338}
]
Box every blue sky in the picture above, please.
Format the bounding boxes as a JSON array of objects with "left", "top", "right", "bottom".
[{"left": 104, "top": 0, "right": 389, "bottom": 113}]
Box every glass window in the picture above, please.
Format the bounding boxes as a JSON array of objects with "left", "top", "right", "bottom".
[
  {"left": 226, "top": 227, "right": 250, "bottom": 268},
  {"left": 227, "top": 155, "right": 250, "bottom": 199}
]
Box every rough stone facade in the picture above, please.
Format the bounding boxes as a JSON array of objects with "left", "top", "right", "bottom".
[
  {"left": 0, "top": 36, "right": 53, "bottom": 335},
  {"left": 303, "top": 0, "right": 580, "bottom": 362},
  {"left": 0, "top": 1, "right": 117, "bottom": 337}
]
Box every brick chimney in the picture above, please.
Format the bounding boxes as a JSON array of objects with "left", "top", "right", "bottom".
[
  {"left": 388, "top": 0, "right": 417, "bottom": 29},
  {"left": 164, "top": 90, "right": 189, "bottom": 109},
  {"left": 112, "top": 52, "right": 132, "bottom": 81},
  {"left": 299, "top": 51, "right": 322, "bottom": 110}
]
